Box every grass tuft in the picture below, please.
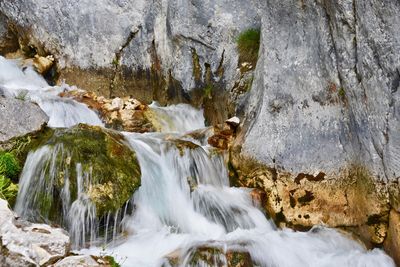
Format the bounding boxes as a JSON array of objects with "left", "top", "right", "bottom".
[{"left": 237, "top": 28, "right": 261, "bottom": 66}]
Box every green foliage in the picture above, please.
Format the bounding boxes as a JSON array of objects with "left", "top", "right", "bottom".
[
  {"left": 104, "top": 255, "right": 121, "bottom": 267},
  {"left": 0, "top": 175, "right": 18, "bottom": 203},
  {"left": 237, "top": 28, "right": 261, "bottom": 65},
  {"left": 0, "top": 151, "right": 21, "bottom": 179},
  {"left": 0, "top": 151, "right": 20, "bottom": 203}
]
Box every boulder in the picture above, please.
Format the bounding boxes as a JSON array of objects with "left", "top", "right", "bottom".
[
  {"left": 0, "top": 199, "right": 70, "bottom": 266},
  {"left": 16, "top": 124, "right": 141, "bottom": 222},
  {"left": 165, "top": 246, "right": 253, "bottom": 267},
  {"left": 0, "top": 97, "right": 48, "bottom": 143},
  {"left": 241, "top": 0, "right": 400, "bottom": 182},
  {"left": 53, "top": 255, "right": 100, "bottom": 267}
]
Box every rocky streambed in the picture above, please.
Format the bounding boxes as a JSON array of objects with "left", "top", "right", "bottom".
[{"left": 0, "top": 0, "right": 400, "bottom": 266}]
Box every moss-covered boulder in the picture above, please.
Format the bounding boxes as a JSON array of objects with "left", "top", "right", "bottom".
[
  {"left": 51, "top": 124, "right": 140, "bottom": 215},
  {"left": 17, "top": 124, "right": 140, "bottom": 221},
  {"left": 165, "top": 246, "right": 253, "bottom": 267}
]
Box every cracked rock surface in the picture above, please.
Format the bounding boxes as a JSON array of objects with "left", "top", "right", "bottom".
[
  {"left": 0, "top": 199, "right": 70, "bottom": 267},
  {"left": 0, "top": 96, "right": 48, "bottom": 143},
  {"left": 242, "top": 0, "right": 400, "bottom": 182}
]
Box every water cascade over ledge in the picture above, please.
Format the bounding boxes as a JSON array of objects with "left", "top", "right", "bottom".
[{"left": 1, "top": 56, "right": 396, "bottom": 266}]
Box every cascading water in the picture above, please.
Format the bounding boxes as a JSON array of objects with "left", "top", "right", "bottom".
[
  {"left": 1, "top": 55, "right": 396, "bottom": 266},
  {"left": 0, "top": 56, "right": 103, "bottom": 128}
]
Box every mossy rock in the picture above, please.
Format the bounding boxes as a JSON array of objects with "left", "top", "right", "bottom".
[
  {"left": 169, "top": 246, "right": 253, "bottom": 267},
  {"left": 0, "top": 126, "right": 54, "bottom": 175},
  {"left": 22, "top": 124, "right": 141, "bottom": 220}
]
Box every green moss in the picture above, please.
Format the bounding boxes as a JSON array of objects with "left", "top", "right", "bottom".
[
  {"left": 237, "top": 28, "right": 261, "bottom": 65},
  {"left": 192, "top": 49, "right": 202, "bottom": 81},
  {"left": 189, "top": 247, "right": 224, "bottom": 266},
  {"left": 0, "top": 151, "right": 20, "bottom": 204},
  {"left": 112, "top": 58, "right": 120, "bottom": 66},
  {"left": 50, "top": 124, "right": 141, "bottom": 216},
  {"left": 104, "top": 255, "right": 121, "bottom": 267},
  {"left": 4, "top": 127, "right": 55, "bottom": 166},
  {"left": 204, "top": 84, "right": 213, "bottom": 99},
  {"left": 25, "top": 124, "right": 141, "bottom": 220},
  {"left": 338, "top": 87, "right": 346, "bottom": 99}
]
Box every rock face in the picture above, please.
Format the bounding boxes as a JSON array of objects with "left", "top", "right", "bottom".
[
  {"left": 0, "top": 13, "right": 18, "bottom": 54},
  {"left": 0, "top": 97, "right": 49, "bottom": 143},
  {"left": 0, "top": 199, "right": 70, "bottom": 266},
  {"left": 241, "top": 0, "right": 400, "bottom": 182},
  {"left": 231, "top": 1, "right": 400, "bottom": 254},
  {"left": 0, "top": 0, "right": 260, "bottom": 124}
]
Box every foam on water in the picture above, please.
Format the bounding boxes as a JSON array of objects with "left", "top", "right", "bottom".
[{"left": 149, "top": 101, "right": 205, "bottom": 133}]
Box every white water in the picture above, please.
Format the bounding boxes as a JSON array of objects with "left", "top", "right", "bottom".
[
  {"left": 0, "top": 56, "right": 103, "bottom": 127},
  {"left": 2, "top": 56, "right": 395, "bottom": 266}
]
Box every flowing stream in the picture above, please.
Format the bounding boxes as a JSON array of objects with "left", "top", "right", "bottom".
[{"left": 0, "top": 55, "right": 396, "bottom": 267}]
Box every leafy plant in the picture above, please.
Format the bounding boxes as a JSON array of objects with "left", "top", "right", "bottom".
[
  {"left": 0, "top": 151, "right": 20, "bottom": 203},
  {"left": 0, "top": 175, "right": 18, "bottom": 203},
  {"left": 0, "top": 151, "right": 21, "bottom": 179},
  {"left": 237, "top": 28, "right": 261, "bottom": 65},
  {"left": 104, "top": 255, "right": 121, "bottom": 267}
]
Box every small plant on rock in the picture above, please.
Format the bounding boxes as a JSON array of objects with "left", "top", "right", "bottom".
[
  {"left": 237, "top": 28, "right": 261, "bottom": 66},
  {"left": 0, "top": 175, "right": 18, "bottom": 202},
  {"left": 0, "top": 151, "right": 20, "bottom": 179},
  {"left": 0, "top": 151, "right": 20, "bottom": 203}
]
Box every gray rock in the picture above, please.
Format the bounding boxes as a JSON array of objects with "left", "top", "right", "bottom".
[
  {"left": 0, "top": 97, "right": 48, "bottom": 142},
  {"left": 0, "top": 0, "right": 260, "bottom": 94},
  {"left": 53, "top": 255, "right": 100, "bottom": 267},
  {"left": 242, "top": 0, "right": 400, "bottom": 181},
  {"left": 0, "top": 199, "right": 70, "bottom": 267},
  {"left": 0, "top": 12, "right": 18, "bottom": 55}
]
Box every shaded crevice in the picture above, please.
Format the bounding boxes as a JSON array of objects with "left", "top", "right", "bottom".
[
  {"left": 109, "top": 27, "right": 141, "bottom": 97},
  {"left": 320, "top": 1, "right": 345, "bottom": 93},
  {"left": 177, "top": 34, "right": 216, "bottom": 50}
]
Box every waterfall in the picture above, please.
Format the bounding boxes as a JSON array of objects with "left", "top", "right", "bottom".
[
  {"left": 1, "top": 56, "right": 395, "bottom": 266},
  {"left": 95, "top": 133, "right": 393, "bottom": 267},
  {"left": 0, "top": 56, "right": 103, "bottom": 128}
]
